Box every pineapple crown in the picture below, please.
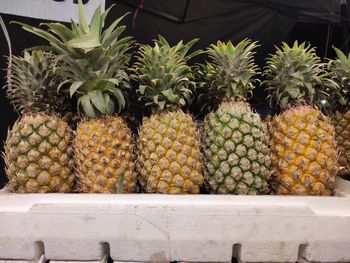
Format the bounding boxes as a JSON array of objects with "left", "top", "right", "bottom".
[
  {"left": 15, "top": 0, "right": 133, "bottom": 118},
  {"left": 327, "top": 47, "right": 350, "bottom": 112},
  {"left": 198, "top": 39, "right": 259, "bottom": 98},
  {"left": 5, "top": 50, "right": 69, "bottom": 115},
  {"left": 263, "top": 41, "right": 336, "bottom": 111},
  {"left": 195, "top": 39, "right": 260, "bottom": 112},
  {"left": 132, "top": 35, "right": 201, "bottom": 110}
]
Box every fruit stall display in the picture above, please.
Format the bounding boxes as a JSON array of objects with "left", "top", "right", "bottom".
[{"left": 0, "top": 1, "right": 350, "bottom": 262}]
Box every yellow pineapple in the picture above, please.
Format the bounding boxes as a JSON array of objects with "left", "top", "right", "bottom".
[
  {"left": 133, "top": 36, "right": 204, "bottom": 194},
  {"left": 3, "top": 51, "right": 75, "bottom": 193},
  {"left": 18, "top": 0, "right": 137, "bottom": 193},
  {"left": 75, "top": 116, "right": 136, "bottom": 193},
  {"left": 264, "top": 42, "right": 338, "bottom": 195}
]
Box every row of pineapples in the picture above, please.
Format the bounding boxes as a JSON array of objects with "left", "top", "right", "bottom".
[{"left": 3, "top": 1, "right": 350, "bottom": 195}]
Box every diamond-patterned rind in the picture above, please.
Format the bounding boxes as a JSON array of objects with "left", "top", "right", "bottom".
[
  {"left": 203, "top": 101, "right": 271, "bottom": 194},
  {"left": 270, "top": 106, "right": 338, "bottom": 195},
  {"left": 4, "top": 113, "right": 75, "bottom": 193},
  {"left": 137, "top": 110, "right": 203, "bottom": 194},
  {"left": 75, "top": 116, "right": 137, "bottom": 193},
  {"left": 333, "top": 110, "right": 350, "bottom": 177}
]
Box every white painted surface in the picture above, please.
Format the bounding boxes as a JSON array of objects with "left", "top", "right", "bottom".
[
  {"left": 0, "top": 179, "right": 349, "bottom": 263},
  {"left": 0, "top": 0, "right": 105, "bottom": 22}
]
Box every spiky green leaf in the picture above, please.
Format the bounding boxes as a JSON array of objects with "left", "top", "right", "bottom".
[
  {"left": 66, "top": 33, "right": 101, "bottom": 49},
  {"left": 263, "top": 41, "right": 337, "bottom": 111},
  {"left": 69, "top": 80, "right": 84, "bottom": 97},
  {"left": 132, "top": 35, "right": 200, "bottom": 110}
]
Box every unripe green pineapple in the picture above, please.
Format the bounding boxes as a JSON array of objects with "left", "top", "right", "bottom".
[
  {"left": 196, "top": 39, "right": 271, "bottom": 194},
  {"left": 3, "top": 51, "right": 75, "bottom": 193},
  {"left": 133, "top": 36, "right": 204, "bottom": 194},
  {"left": 327, "top": 47, "right": 350, "bottom": 179},
  {"left": 17, "top": 0, "right": 138, "bottom": 193}
]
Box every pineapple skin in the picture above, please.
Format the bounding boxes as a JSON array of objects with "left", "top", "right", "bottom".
[
  {"left": 333, "top": 110, "right": 350, "bottom": 177},
  {"left": 137, "top": 110, "right": 204, "bottom": 194},
  {"left": 4, "top": 113, "right": 75, "bottom": 193},
  {"left": 203, "top": 101, "right": 271, "bottom": 194},
  {"left": 270, "top": 105, "right": 338, "bottom": 195},
  {"left": 75, "top": 115, "right": 137, "bottom": 193}
]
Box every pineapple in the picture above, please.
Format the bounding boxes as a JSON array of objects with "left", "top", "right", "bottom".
[
  {"left": 133, "top": 36, "right": 204, "bottom": 194},
  {"left": 17, "top": 0, "right": 137, "bottom": 193},
  {"left": 328, "top": 47, "right": 350, "bottom": 178},
  {"left": 4, "top": 51, "right": 75, "bottom": 193},
  {"left": 264, "top": 41, "right": 338, "bottom": 195},
  {"left": 196, "top": 39, "right": 271, "bottom": 194}
]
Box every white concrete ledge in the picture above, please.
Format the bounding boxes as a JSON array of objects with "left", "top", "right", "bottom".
[{"left": 0, "top": 178, "right": 349, "bottom": 263}]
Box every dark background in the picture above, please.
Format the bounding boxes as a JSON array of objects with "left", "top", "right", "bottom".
[{"left": 0, "top": 0, "right": 347, "bottom": 188}]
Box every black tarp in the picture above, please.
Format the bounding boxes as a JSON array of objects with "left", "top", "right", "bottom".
[
  {"left": 0, "top": 0, "right": 346, "bottom": 187},
  {"left": 120, "top": 0, "right": 340, "bottom": 23}
]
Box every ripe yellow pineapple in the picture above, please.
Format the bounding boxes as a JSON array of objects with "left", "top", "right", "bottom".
[
  {"left": 4, "top": 51, "right": 75, "bottom": 193},
  {"left": 75, "top": 116, "right": 136, "bottom": 193},
  {"left": 328, "top": 47, "right": 350, "bottom": 178},
  {"left": 18, "top": 0, "right": 137, "bottom": 193},
  {"left": 264, "top": 41, "right": 338, "bottom": 195},
  {"left": 195, "top": 40, "right": 271, "bottom": 194},
  {"left": 133, "top": 36, "right": 204, "bottom": 194}
]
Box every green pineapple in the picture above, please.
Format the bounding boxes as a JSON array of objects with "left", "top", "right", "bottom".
[
  {"left": 196, "top": 39, "right": 271, "bottom": 194},
  {"left": 3, "top": 51, "right": 75, "bottom": 193},
  {"left": 133, "top": 36, "right": 204, "bottom": 194}
]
